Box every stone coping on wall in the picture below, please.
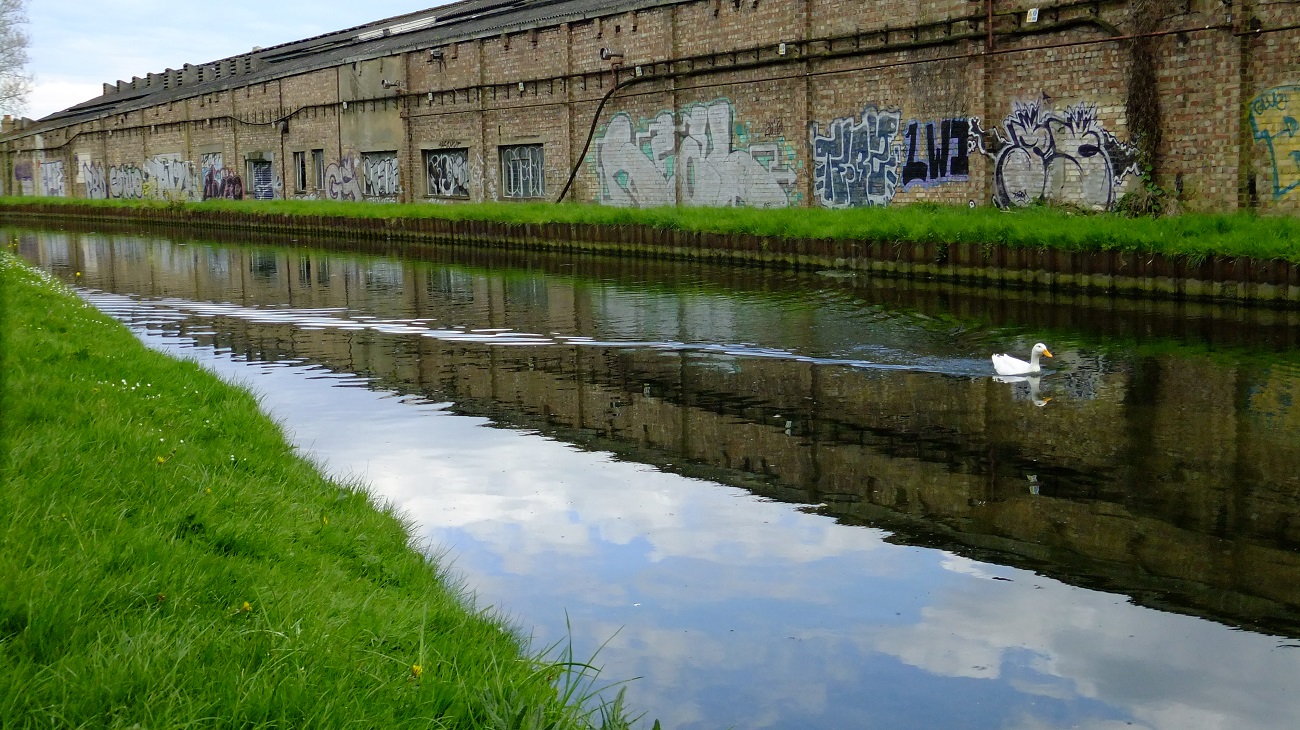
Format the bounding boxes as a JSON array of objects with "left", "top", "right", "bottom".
[{"left": 5, "top": 202, "right": 1299, "bottom": 306}]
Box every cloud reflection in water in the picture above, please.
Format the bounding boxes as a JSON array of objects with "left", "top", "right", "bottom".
[{"left": 93, "top": 290, "right": 1300, "bottom": 730}]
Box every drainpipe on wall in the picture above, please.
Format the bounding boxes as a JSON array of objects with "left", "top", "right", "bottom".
[
  {"left": 1236, "top": 0, "right": 1258, "bottom": 210},
  {"left": 986, "top": 0, "right": 995, "bottom": 52}
]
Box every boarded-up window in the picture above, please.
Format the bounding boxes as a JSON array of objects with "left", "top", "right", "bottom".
[
  {"left": 362, "top": 151, "right": 400, "bottom": 197},
  {"left": 250, "top": 160, "right": 274, "bottom": 200},
  {"left": 424, "top": 148, "right": 470, "bottom": 198},
  {"left": 500, "top": 144, "right": 543, "bottom": 199}
]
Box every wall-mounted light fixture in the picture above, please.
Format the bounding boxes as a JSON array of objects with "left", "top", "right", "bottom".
[
  {"left": 599, "top": 47, "right": 624, "bottom": 61},
  {"left": 382, "top": 79, "right": 404, "bottom": 89},
  {"left": 429, "top": 48, "right": 444, "bottom": 61}
]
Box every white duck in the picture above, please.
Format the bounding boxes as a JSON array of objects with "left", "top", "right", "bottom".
[{"left": 992, "top": 343, "right": 1053, "bottom": 376}]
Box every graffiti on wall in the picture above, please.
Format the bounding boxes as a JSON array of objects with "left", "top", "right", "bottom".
[
  {"left": 14, "top": 160, "right": 33, "bottom": 195},
  {"left": 810, "top": 107, "right": 972, "bottom": 208},
  {"left": 145, "top": 154, "right": 199, "bottom": 201},
  {"left": 83, "top": 161, "right": 107, "bottom": 199},
  {"left": 971, "top": 97, "right": 1139, "bottom": 210},
  {"left": 201, "top": 152, "right": 244, "bottom": 200},
  {"left": 323, "top": 155, "right": 364, "bottom": 201},
  {"left": 810, "top": 106, "right": 903, "bottom": 208},
  {"left": 592, "top": 99, "right": 798, "bottom": 208},
  {"left": 39, "top": 161, "right": 66, "bottom": 197},
  {"left": 81, "top": 161, "right": 107, "bottom": 200},
  {"left": 902, "top": 118, "right": 971, "bottom": 188},
  {"left": 53, "top": 156, "right": 222, "bottom": 201},
  {"left": 1248, "top": 86, "right": 1300, "bottom": 200},
  {"left": 109, "top": 165, "right": 145, "bottom": 199},
  {"left": 249, "top": 160, "right": 276, "bottom": 200},
  {"left": 426, "top": 149, "right": 470, "bottom": 197},
  {"left": 9, "top": 157, "right": 194, "bottom": 201},
  {"left": 314, "top": 153, "right": 400, "bottom": 201},
  {"left": 362, "top": 152, "right": 400, "bottom": 198}
]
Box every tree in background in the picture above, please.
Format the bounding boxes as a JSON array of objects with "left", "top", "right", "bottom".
[{"left": 0, "top": 0, "right": 29, "bottom": 114}]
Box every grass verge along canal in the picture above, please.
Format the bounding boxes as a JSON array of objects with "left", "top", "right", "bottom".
[
  {"left": 0, "top": 249, "right": 635, "bottom": 728},
  {"left": 6, "top": 197, "right": 1300, "bottom": 304}
]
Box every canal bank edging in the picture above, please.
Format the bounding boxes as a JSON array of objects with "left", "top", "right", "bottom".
[{"left": 5, "top": 202, "right": 1299, "bottom": 306}]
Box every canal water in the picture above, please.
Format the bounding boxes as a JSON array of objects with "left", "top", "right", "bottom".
[{"left": 16, "top": 226, "right": 1300, "bottom": 729}]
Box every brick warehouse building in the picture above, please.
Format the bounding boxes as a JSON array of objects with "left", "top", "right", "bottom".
[{"left": 1, "top": 0, "right": 1298, "bottom": 214}]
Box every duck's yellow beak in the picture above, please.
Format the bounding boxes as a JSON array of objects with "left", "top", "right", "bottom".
[{"left": 1043, "top": 349, "right": 1053, "bottom": 358}]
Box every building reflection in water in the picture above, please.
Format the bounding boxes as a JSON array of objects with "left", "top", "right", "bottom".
[{"left": 17, "top": 228, "right": 1300, "bottom": 730}]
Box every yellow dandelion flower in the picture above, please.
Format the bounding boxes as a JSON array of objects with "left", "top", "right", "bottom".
[
  {"left": 241, "top": 601, "right": 252, "bottom": 613},
  {"left": 411, "top": 664, "right": 423, "bottom": 679},
  {"left": 322, "top": 516, "right": 329, "bottom": 525}
]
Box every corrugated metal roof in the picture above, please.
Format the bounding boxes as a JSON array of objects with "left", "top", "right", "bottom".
[{"left": 8, "top": 0, "right": 681, "bottom": 141}]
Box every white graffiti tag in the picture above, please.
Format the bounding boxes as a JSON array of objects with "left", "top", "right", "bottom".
[
  {"left": 144, "top": 154, "right": 199, "bottom": 202},
  {"left": 323, "top": 155, "right": 365, "bottom": 201},
  {"left": 592, "top": 100, "right": 797, "bottom": 208},
  {"left": 39, "top": 161, "right": 67, "bottom": 197},
  {"left": 81, "top": 161, "right": 108, "bottom": 200},
  {"left": 810, "top": 106, "right": 903, "bottom": 208},
  {"left": 971, "top": 97, "right": 1139, "bottom": 211},
  {"left": 362, "top": 152, "right": 401, "bottom": 198},
  {"left": 426, "top": 150, "right": 470, "bottom": 197},
  {"left": 109, "top": 165, "right": 145, "bottom": 199}
]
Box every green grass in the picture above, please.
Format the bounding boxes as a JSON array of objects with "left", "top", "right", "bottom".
[
  {"left": 0, "top": 249, "right": 639, "bottom": 729},
  {"left": 6, "top": 196, "right": 1300, "bottom": 263}
]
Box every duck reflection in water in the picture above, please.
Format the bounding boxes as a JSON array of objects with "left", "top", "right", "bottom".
[{"left": 993, "top": 374, "right": 1052, "bottom": 407}]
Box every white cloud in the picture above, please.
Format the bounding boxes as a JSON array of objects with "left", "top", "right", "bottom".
[{"left": 27, "top": 77, "right": 102, "bottom": 120}]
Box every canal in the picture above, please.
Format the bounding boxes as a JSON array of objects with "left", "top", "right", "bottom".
[{"left": 15, "top": 225, "right": 1300, "bottom": 729}]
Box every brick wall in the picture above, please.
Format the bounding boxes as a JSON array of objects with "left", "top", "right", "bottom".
[
  {"left": 5, "top": 0, "right": 1299, "bottom": 215},
  {"left": 1246, "top": 14, "right": 1300, "bottom": 213}
]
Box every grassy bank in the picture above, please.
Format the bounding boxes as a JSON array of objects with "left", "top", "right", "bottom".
[
  {"left": 0, "top": 250, "right": 635, "bottom": 728},
  {"left": 6, "top": 196, "right": 1300, "bottom": 263}
]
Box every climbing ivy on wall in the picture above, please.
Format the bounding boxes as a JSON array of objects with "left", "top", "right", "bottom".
[{"left": 1123, "top": 0, "right": 1173, "bottom": 214}]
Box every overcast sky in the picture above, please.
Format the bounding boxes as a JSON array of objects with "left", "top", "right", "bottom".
[{"left": 25, "top": 1, "right": 450, "bottom": 120}]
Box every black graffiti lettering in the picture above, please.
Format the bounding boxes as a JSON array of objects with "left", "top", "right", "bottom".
[
  {"left": 902, "top": 118, "right": 970, "bottom": 188},
  {"left": 902, "top": 122, "right": 928, "bottom": 187},
  {"left": 947, "top": 119, "right": 970, "bottom": 177}
]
